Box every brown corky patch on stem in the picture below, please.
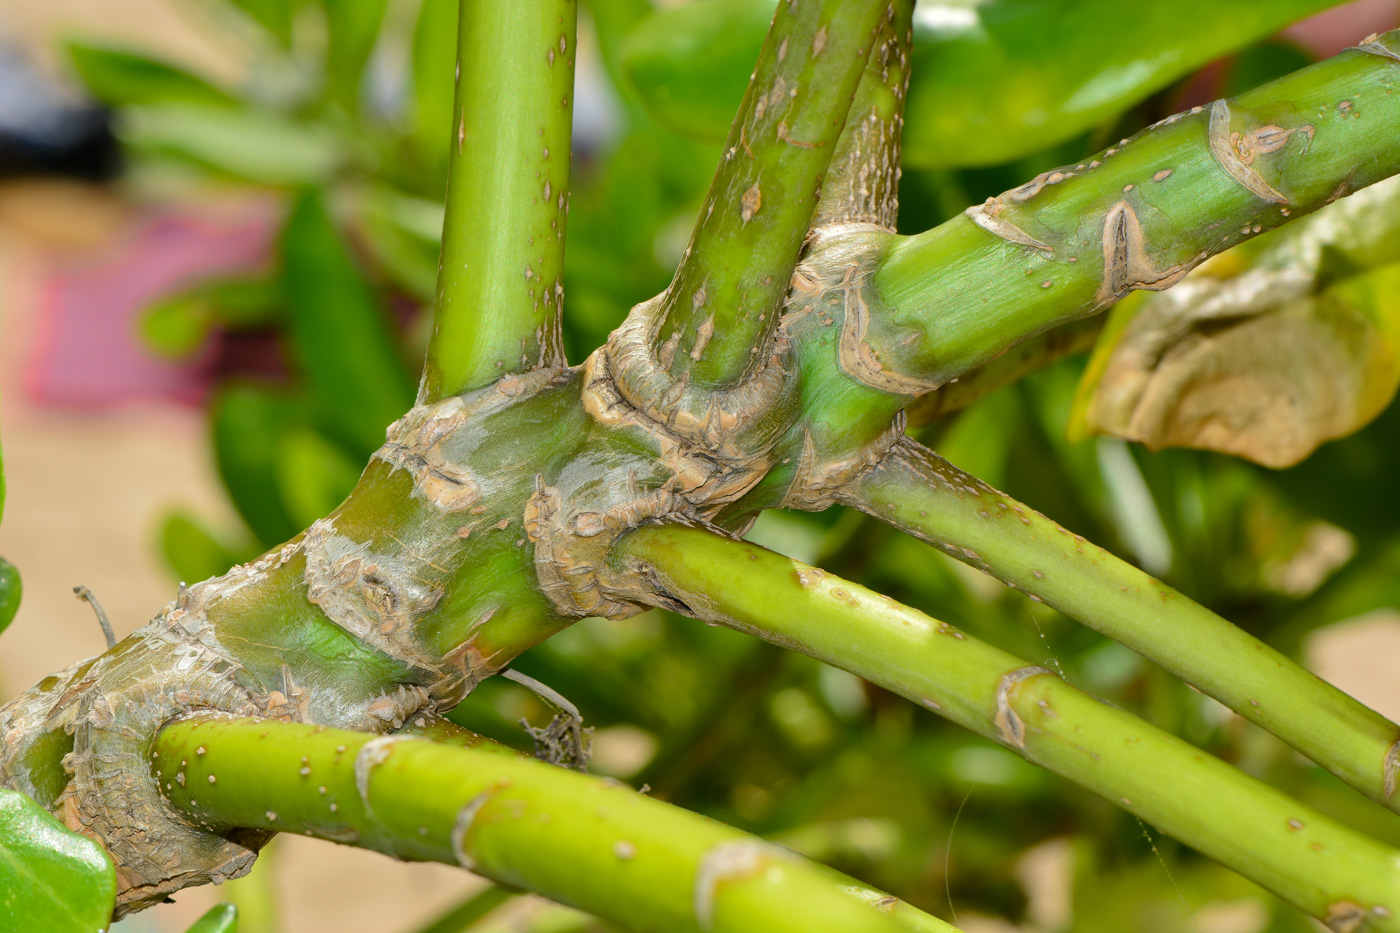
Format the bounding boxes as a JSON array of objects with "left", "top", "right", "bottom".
[
  {"left": 1206, "top": 98, "right": 1310, "bottom": 205},
  {"left": 965, "top": 199, "right": 1055, "bottom": 254},
  {"left": 693, "top": 840, "right": 785, "bottom": 932},
  {"left": 1097, "top": 201, "right": 1206, "bottom": 306},
  {"left": 796, "top": 224, "right": 940, "bottom": 397},
  {"left": 303, "top": 520, "right": 445, "bottom": 674},
  {"left": 993, "top": 666, "right": 1054, "bottom": 749}
]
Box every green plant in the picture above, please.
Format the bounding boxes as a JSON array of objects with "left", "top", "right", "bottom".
[{"left": 4, "top": 1, "right": 1400, "bottom": 931}]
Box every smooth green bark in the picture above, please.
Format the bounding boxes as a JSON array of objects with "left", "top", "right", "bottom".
[
  {"left": 153, "top": 716, "right": 934, "bottom": 933},
  {"left": 422, "top": 0, "right": 578, "bottom": 401},
  {"left": 905, "top": 318, "right": 1101, "bottom": 427},
  {"left": 406, "top": 718, "right": 956, "bottom": 933},
  {"left": 619, "top": 524, "right": 1400, "bottom": 931},
  {"left": 871, "top": 31, "right": 1400, "bottom": 392},
  {"left": 651, "top": 0, "right": 889, "bottom": 388},
  {"left": 846, "top": 437, "right": 1400, "bottom": 813},
  {"left": 282, "top": 191, "right": 416, "bottom": 456}
]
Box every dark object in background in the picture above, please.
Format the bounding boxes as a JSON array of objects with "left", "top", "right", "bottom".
[{"left": 0, "top": 44, "right": 118, "bottom": 180}]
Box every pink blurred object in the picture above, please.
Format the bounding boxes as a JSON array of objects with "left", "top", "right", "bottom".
[
  {"left": 1175, "top": 0, "right": 1399, "bottom": 110},
  {"left": 24, "top": 200, "right": 279, "bottom": 408},
  {"left": 1284, "top": 0, "right": 1399, "bottom": 56}
]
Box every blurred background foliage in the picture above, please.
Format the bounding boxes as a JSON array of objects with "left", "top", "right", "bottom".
[{"left": 46, "top": 0, "right": 1400, "bottom": 929}]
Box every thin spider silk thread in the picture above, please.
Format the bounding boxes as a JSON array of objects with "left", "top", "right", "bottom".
[{"left": 944, "top": 781, "right": 979, "bottom": 926}]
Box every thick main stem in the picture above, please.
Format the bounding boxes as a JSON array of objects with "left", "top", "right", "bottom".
[
  {"left": 618, "top": 524, "right": 1400, "bottom": 931},
  {"left": 867, "top": 31, "right": 1400, "bottom": 392},
  {"left": 420, "top": 0, "right": 578, "bottom": 402},
  {"left": 846, "top": 437, "right": 1400, "bottom": 813},
  {"left": 650, "top": 0, "right": 888, "bottom": 389},
  {"left": 153, "top": 716, "right": 939, "bottom": 933}
]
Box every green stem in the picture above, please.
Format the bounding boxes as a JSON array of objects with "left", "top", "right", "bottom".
[
  {"left": 810, "top": 0, "right": 911, "bottom": 231},
  {"left": 845, "top": 437, "right": 1400, "bottom": 813},
  {"left": 618, "top": 524, "right": 1400, "bottom": 931},
  {"left": 421, "top": 0, "right": 577, "bottom": 401},
  {"left": 650, "top": 0, "right": 888, "bottom": 389},
  {"left": 904, "top": 317, "right": 1101, "bottom": 427},
  {"left": 868, "top": 30, "right": 1400, "bottom": 390},
  {"left": 415, "top": 705, "right": 957, "bottom": 933},
  {"left": 153, "top": 716, "right": 937, "bottom": 933}
]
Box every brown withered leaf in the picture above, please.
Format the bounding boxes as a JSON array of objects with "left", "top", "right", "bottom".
[{"left": 1070, "top": 175, "right": 1400, "bottom": 468}]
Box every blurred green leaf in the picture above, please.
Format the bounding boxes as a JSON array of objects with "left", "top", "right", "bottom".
[
  {"left": 411, "top": 885, "right": 513, "bottom": 933},
  {"left": 205, "top": 278, "right": 285, "bottom": 328},
  {"left": 0, "top": 788, "right": 116, "bottom": 933},
  {"left": 215, "top": 833, "right": 281, "bottom": 933},
  {"left": 1266, "top": 378, "right": 1400, "bottom": 547},
  {"left": 1007, "top": 362, "right": 1117, "bottom": 554},
  {"left": 139, "top": 278, "right": 283, "bottom": 360},
  {"left": 903, "top": 0, "right": 1342, "bottom": 168},
  {"left": 321, "top": 0, "right": 389, "bottom": 113},
  {"left": 771, "top": 817, "right": 901, "bottom": 868},
  {"left": 1224, "top": 38, "right": 1315, "bottom": 98},
  {"left": 275, "top": 426, "right": 363, "bottom": 527},
  {"left": 159, "top": 510, "right": 244, "bottom": 584},
  {"left": 211, "top": 383, "right": 305, "bottom": 547},
  {"left": 1072, "top": 176, "right": 1400, "bottom": 468},
  {"left": 0, "top": 558, "right": 23, "bottom": 639},
  {"left": 281, "top": 189, "right": 414, "bottom": 456},
  {"left": 228, "top": 0, "right": 302, "bottom": 46},
  {"left": 140, "top": 292, "right": 214, "bottom": 359},
  {"left": 185, "top": 903, "right": 238, "bottom": 933},
  {"left": 0, "top": 419, "right": 16, "bottom": 637},
  {"left": 562, "top": 123, "right": 715, "bottom": 356},
  {"left": 582, "top": 0, "right": 657, "bottom": 102},
  {"left": 356, "top": 184, "right": 444, "bottom": 301},
  {"left": 67, "top": 41, "right": 238, "bottom": 108},
  {"left": 121, "top": 104, "right": 342, "bottom": 185},
  {"left": 619, "top": 0, "right": 1343, "bottom": 167},
  {"left": 618, "top": 0, "right": 773, "bottom": 141}
]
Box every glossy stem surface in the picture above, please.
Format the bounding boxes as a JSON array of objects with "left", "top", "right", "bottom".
[
  {"left": 847, "top": 437, "right": 1400, "bottom": 813},
  {"left": 154, "top": 716, "right": 945, "bottom": 933},
  {"left": 871, "top": 32, "right": 1400, "bottom": 391},
  {"left": 422, "top": 0, "right": 578, "bottom": 400},
  {"left": 619, "top": 524, "right": 1400, "bottom": 930}
]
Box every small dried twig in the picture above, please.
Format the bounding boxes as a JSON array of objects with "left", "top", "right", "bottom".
[
  {"left": 73, "top": 585, "right": 116, "bottom": 650},
  {"left": 501, "top": 668, "right": 591, "bottom": 772}
]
